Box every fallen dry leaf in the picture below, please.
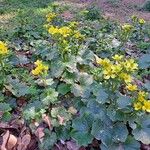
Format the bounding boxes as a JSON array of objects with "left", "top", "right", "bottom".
[
  {"left": 66, "top": 140, "right": 79, "bottom": 150},
  {"left": 61, "top": 11, "right": 74, "bottom": 20},
  {"left": 22, "top": 134, "right": 31, "bottom": 147},
  {"left": 6, "top": 134, "right": 17, "bottom": 150},
  {"left": 35, "top": 126, "right": 45, "bottom": 142},
  {"left": 1, "top": 130, "right": 10, "bottom": 150},
  {"left": 42, "top": 114, "right": 52, "bottom": 129},
  {"left": 17, "top": 134, "right": 31, "bottom": 150}
]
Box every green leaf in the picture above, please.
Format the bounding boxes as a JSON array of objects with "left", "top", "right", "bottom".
[
  {"left": 23, "top": 100, "right": 45, "bottom": 120},
  {"left": 71, "top": 84, "right": 83, "bottom": 97},
  {"left": 10, "top": 54, "right": 29, "bottom": 65},
  {"left": 82, "top": 86, "right": 92, "bottom": 98},
  {"left": 72, "top": 116, "right": 90, "bottom": 132},
  {"left": 42, "top": 88, "right": 58, "bottom": 105},
  {"left": 144, "top": 80, "right": 150, "bottom": 91},
  {"left": 5, "top": 77, "right": 30, "bottom": 97},
  {"left": 138, "top": 54, "right": 150, "bottom": 69},
  {"left": 117, "top": 94, "right": 131, "bottom": 109},
  {"left": 0, "top": 103, "right": 12, "bottom": 112},
  {"left": 112, "top": 123, "right": 128, "bottom": 143},
  {"left": 77, "top": 72, "right": 93, "bottom": 86},
  {"left": 123, "top": 136, "right": 140, "bottom": 150},
  {"left": 92, "top": 83, "right": 109, "bottom": 104},
  {"left": 100, "top": 137, "right": 140, "bottom": 150},
  {"left": 56, "top": 124, "right": 71, "bottom": 141},
  {"left": 57, "top": 83, "right": 71, "bottom": 95},
  {"left": 91, "top": 120, "right": 112, "bottom": 146},
  {"left": 45, "top": 78, "right": 54, "bottom": 86},
  {"left": 51, "top": 107, "right": 72, "bottom": 125},
  {"left": 71, "top": 131, "right": 93, "bottom": 146},
  {"left": 40, "top": 130, "right": 57, "bottom": 150},
  {"left": 95, "top": 88, "right": 108, "bottom": 104},
  {"left": 133, "top": 127, "right": 150, "bottom": 144},
  {"left": 2, "top": 112, "right": 12, "bottom": 122},
  {"left": 87, "top": 100, "right": 106, "bottom": 120},
  {"left": 51, "top": 60, "right": 65, "bottom": 78},
  {"left": 100, "top": 143, "right": 121, "bottom": 150}
]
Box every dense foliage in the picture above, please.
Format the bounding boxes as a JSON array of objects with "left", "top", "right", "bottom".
[{"left": 0, "top": 2, "right": 150, "bottom": 149}]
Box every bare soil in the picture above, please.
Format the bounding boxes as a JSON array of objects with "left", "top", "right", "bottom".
[
  {"left": 98, "top": 0, "right": 150, "bottom": 23},
  {"left": 59, "top": 0, "right": 150, "bottom": 23}
]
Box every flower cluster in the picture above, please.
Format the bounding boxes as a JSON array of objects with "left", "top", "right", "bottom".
[
  {"left": 48, "top": 25, "right": 83, "bottom": 40},
  {"left": 96, "top": 55, "right": 150, "bottom": 112},
  {"left": 131, "top": 15, "right": 146, "bottom": 25},
  {"left": 48, "top": 26, "right": 72, "bottom": 38},
  {"left": 134, "top": 91, "right": 150, "bottom": 113},
  {"left": 0, "top": 41, "right": 8, "bottom": 55},
  {"left": 139, "top": 18, "right": 145, "bottom": 25},
  {"left": 96, "top": 54, "right": 138, "bottom": 84},
  {"left": 122, "top": 24, "right": 133, "bottom": 33},
  {"left": 32, "top": 60, "right": 48, "bottom": 76},
  {"left": 46, "top": 12, "right": 57, "bottom": 22}
]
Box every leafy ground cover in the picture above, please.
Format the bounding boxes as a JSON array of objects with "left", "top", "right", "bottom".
[{"left": 0, "top": 0, "right": 150, "bottom": 150}]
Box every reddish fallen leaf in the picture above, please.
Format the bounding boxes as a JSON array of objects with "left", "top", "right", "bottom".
[
  {"left": 141, "top": 143, "right": 150, "bottom": 150},
  {"left": 1, "top": 130, "right": 10, "bottom": 150},
  {"left": 61, "top": 11, "right": 74, "bottom": 20},
  {"left": 17, "top": 134, "right": 31, "bottom": 150},
  {"left": 0, "top": 123, "right": 10, "bottom": 128},
  {"left": 6, "top": 134, "right": 18, "bottom": 150},
  {"left": 79, "top": 146, "right": 86, "bottom": 150},
  {"left": 66, "top": 140, "right": 79, "bottom": 150},
  {"left": 20, "top": 126, "right": 27, "bottom": 137},
  {"left": 17, "top": 137, "right": 22, "bottom": 150},
  {"left": 42, "top": 114, "right": 52, "bottom": 129},
  {"left": 35, "top": 126, "right": 45, "bottom": 142},
  {"left": 22, "top": 134, "right": 31, "bottom": 150}
]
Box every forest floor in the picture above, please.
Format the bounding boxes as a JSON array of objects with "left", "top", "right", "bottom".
[{"left": 57, "top": 0, "right": 150, "bottom": 22}]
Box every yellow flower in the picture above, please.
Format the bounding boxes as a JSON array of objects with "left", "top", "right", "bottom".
[
  {"left": 111, "top": 64, "right": 122, "bottom": 73},
  {"left": 48, "top": 26, "right": 72, "bottom": 38},
  {"left": 32, "top": 60, "right": 48, "bottom": 76},
  {"left": 97, "top": 58, "right": 111, "bottom": 67},
  {"left": 126, "top": 84, "right": 137, "bottom": 91},
  {"left": 69, "top": 21, "right": 78, "bottom": 28},
  {"left": 103, "top": 69, "right": 116, "bottom": 79},
  {"left": 43, "top": 65, "right": 49, "bottom": 71},
  {"left": 34, "top": 60, "right": 43, "bottom": 66},
  {"left": 124, "top": 59, "right": 138, "bottom": 72},
  {"left": 59, "top": 26, "right": 72, "bottom": 37},
  {"left": 119, "top": 73, "right": 132, "bottom": 83},
  {"left": 46, "top": 12, "right": 57, "bottom": 22},
  {"left": 112, "top": 54, "right": 123, "bottom": 61},
  {"left": 138, "top": 91, "right": 147, "bottom": 97},
  {"left": 131, "top": 15, "right": 137, "bottom": 21},
  {"left": 122, "top": 24, "right": 133, "bottom": 32},
  {"left": 142, "top": 100, "right": 150, "bottom": 112},
  {"left": 32, "top": 67, "right": 41, "bottom": 76},
  {"left": 134, "top": 102, "right": 142, "bottom": 111},
  {"left": 48, "top": 26, "right": 59, "bottom": 35},
  {"left": 0, "top": 41, "right": 8, "bottom": 55},
  {"left": 139, "top": 18, "right": 145, "bottom": 25},
  {"left": 137, "top": 91, "right": 148, "bottom": 102},
  {"left": 73, "top": 31, "right": 84, "bottom": 39}
]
